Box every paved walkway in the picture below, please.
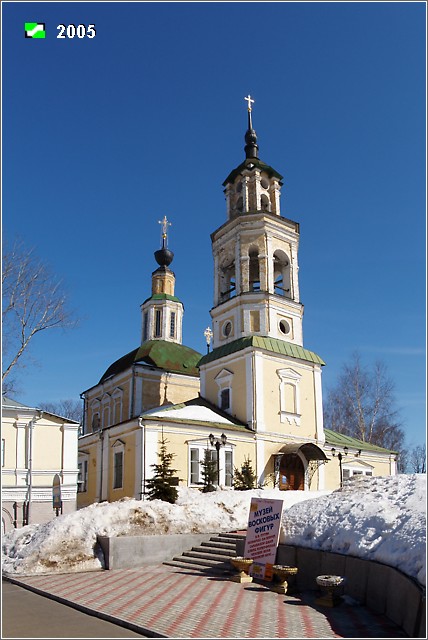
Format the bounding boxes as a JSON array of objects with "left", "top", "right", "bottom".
[{"left": 5, "top": 565, "right": 407, "bottom": 639}]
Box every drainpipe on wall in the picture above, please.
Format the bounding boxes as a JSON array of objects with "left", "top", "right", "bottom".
[
  {"left": 99, "top": 428, "right": 104, "bottom": 502},
  {"left": 26, "top": 410, "right": 43, "bottom": 525},
  {"left": 138, "top": 417, "right": 146, "bottom": 500},
  {"left": 130, "top": 364, "right": 136, "bottom": 419},
  {"left": 79, "top": 392, "right": 86, "bottom": 435}
]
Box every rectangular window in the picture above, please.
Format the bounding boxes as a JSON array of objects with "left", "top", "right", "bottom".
[
  {"left": 155, "top": 309, "right": 162, "bottom": 337},
  {"left": 220, "top": 388, "right": 230, "bottom": 411},
  {"left": 170, "top": 312, "right": 176, "bottom": 339},
  {"left": 113, "top": 451, "right": 123, "bottom": 489},
  {"left": 225, "top": 450, "right": 233, "bottom": 487},
  {"left": 143, "top": 312, "right": 149, "bottom": 342},
  {"left": 78, "top": 460, "right": 88, "bottom": 492},
  {"left": 365, "top": 471, "right": 373, "bottom": 476},
  {"left": 342, "top": 469, "right": 351, "bottom": 480},
  {"left": 190, "top": 448, "right": 199, "bottom": 484}
]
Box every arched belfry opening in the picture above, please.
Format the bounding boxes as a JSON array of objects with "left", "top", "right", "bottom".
[
  {"left": 249, "top": 246, "right": 261, "bottom": 292},
  {"left": 274, "top": 250, "right": 291, "bottom": 298},
  {"left": 220, "top": 260, "right": 236, "bottom": 302}
]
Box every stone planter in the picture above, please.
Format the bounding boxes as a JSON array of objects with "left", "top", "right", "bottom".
[
  {"left": 271, "top": 565, "right": 299, "bottom": 595},
  {"left": 315, "top": 574, "right": 346, "bottom": 607},
  {"left": 229, "top": 557, "right": 254, "bottom": 583}
]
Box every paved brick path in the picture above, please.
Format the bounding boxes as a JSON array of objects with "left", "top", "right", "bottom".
[{"left": 8, "top": 565, "right": 407, "bottom": 638}]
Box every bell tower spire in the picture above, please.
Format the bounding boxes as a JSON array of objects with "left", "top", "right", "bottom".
[
  {"left": 244, "top": 95, "right": 259, "bottom": 159},
  {"left": 209, "top": 97, "right": 304, "bottom": 349},
  {"left": 140, "top": 217, "right": 184, "bottom": 344}
]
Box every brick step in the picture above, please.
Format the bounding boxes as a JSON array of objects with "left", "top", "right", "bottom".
[
  {"left": 200, "top": 540, "right": 237, "bottom": 551},
  {"left": 173, "top": 554, "right": 231, "bottom": 568},
  {"left": 163, "top": 559, "right": 233, "bottom": 574},
  {"left": 163, "top": 531, "right": 244, "bottom": 575},
  {"left": 197, "top": 544, "right": 236, "bottom": 556},
  {"left": 183, "top": 550, "right": 233, "bottom": 563}
]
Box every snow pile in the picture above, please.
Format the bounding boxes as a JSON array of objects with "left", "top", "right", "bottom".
[
  {"left": 281, "top": 474, "right": 426, "bottom": 586},
  {"left": 2, "top": 487, "right": 324, "bottom": 576},
  {"left": 2, "top": 475, "right": 425, "bottom": 586}
]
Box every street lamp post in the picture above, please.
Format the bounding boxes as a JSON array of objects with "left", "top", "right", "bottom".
[
  {"left": 331, "top": 447, "right": 348, "bottom": 488},
  {"left": 209, "top": 433, "right": 227, "bottom": 486},
  {"left": 204, "top": 327, "right": 213, "bottom": 354}
]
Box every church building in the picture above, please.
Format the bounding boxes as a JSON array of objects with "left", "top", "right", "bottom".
[{"left": 77, "top": 99, "right": 396, "bottom": 508}]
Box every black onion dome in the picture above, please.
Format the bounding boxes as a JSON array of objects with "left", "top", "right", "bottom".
[
  {"left": 244, "top": 108, "right": 259, "bottom": 159},
  {"left": 154, "top": 247, "right": 174, "bottom": 266}
]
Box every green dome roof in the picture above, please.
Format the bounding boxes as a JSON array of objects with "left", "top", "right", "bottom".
[{"left": 99, "top": 340, "right": 202, "bottom": 383}]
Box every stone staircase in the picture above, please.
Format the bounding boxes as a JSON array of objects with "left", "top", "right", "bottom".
[{"left": 163, "top": 532, "right": 246, "bottom": 575}]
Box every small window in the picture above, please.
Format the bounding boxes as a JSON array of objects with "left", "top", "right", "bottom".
[
  {"left": 170, "top": 312, "right": 176, "bottom": 339},
  {"left": 220, "top": 388, "right": 230, "bottom": 411},
  {"left": 279, "top": 319, "right": 290, "bottom": 335},
  {"left": 113, "top": 451, "right": 124, "bottom": 489},
  {"left": 190, "top": 448, "right": 199, "bottom": 484},
  {"left": 78, "top": 460, "right": 88, "bottom": 492},
  {"left": 143, "top": 311, "right": 149, "bottom": 342},
  {"left": 92, "top": 413, "right": 100, "bottom": 431},
  {"left": 155, "top": 309, "right": 162, "bottom": 337},
  {"left": 223, "top": 321, "right": 232, "bottom": 338},
  {"left": 225, "top": 451, "right": 233, "bottom": 487}
]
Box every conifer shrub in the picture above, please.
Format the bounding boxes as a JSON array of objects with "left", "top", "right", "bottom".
[
  {"left": 146, "top": 436, "right": 179, "bottom": 504},
  {"left": 233, "top": 456, "right": 257, "bottom": 490}
]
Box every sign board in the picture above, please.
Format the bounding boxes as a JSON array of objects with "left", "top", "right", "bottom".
[
  {"left": 52, "top": 474, "right": 62, "bottom": 510},
  {"left": 243, "top": 497, "right": 283, "bottom": 580}
]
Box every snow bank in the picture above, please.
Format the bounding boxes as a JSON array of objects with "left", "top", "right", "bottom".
[
  {"left": 2, "top": 475, "right": 425, "bottom": 587},
  {"left": 281, "top": 474, "right": 426, "bottom": 586}
]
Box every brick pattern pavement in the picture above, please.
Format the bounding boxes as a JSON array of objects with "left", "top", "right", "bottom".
[{"left": 9, "top": 565, "right": 407, "bottom": 639}]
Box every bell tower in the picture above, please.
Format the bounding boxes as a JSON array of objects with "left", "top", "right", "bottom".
[
  {"left": 210, "top": 96, "right": 303, "bottom": 348},
  {"left": 140, "top": 216, "right": 184, "bottom": 344},
  {"left": 200, "top": 97, "right": 324, "bottom": 447}
]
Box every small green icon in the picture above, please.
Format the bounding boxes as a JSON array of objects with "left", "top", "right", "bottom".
[{"left": 25, "top": 23, "right": 46, "bottom": 38}]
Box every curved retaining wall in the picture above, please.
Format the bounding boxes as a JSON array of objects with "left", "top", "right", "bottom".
[{"left": 236, "top": 539, "right": 426, "bottom": 638}]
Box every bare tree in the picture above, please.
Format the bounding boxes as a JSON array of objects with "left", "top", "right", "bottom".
[
  {"left": 2, "top": 240, "right": 78, "bottom": 394},
  {"left": 409, "top": 444, "right": 426, "bottom": 473},
  {"left": 323, "top": 352, "right": 404, "bottom": 452},
  {"left": 38, "top": 398, "right": 83, "bottom": 424}
]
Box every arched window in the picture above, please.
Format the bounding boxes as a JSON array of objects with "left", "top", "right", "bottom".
[
  {"left": 220, "top": 261, "right": 236, "bottom": 301},
  {"left": 249, "top": 247, "right": 260, "bottom": 292},
  {"left": 260, "top": 193, "right": 271, "bottom": 212},
  {"left": 274, "top": 250, "right": 291, "bottom": 297}
]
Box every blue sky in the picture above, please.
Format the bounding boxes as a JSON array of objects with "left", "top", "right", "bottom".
[{"left": 2, "top": 2, "right": 426, "bottom": 448}]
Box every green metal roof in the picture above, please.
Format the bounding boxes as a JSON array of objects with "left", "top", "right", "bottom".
[
  {"left": 324, "top": 428, "right": 397, "bottom": 454},
  {"left": 141, "top": 293, "right": 182, "bottom": 305},
  {"left": 199, "top": 336, "right": 325, "bottom": 367},
  {"left": 99, "top": 340, "right": 202, "bottom": 382},
  {"left": 223, "top": 158, "right": 283, "bottom": 186}
]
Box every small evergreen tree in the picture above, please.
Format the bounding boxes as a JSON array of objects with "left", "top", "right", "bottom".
[
  {"left": 233, "top": 456, "right": 257, "bottom": 490},
  {"left": 200, "top": 448, "right": 218, "bottom": 493},
  {"left": 146, "top": 436, "right": 178, "bottom": 504}
]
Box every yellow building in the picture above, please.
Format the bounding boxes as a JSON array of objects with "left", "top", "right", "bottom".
[
  {"left": 2, "top": 397, "right": 79, "bottom": 532},
  {"left": 77, "top": 103, "right": 396, "bottom": 507}
]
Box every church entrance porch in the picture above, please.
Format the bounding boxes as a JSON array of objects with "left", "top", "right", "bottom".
[
  {"left": 279, "top": 453, "right": 305, "bottom": 490},
  {"left": 274, "top": 442, "right": 328, "bottom": 491}
]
